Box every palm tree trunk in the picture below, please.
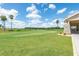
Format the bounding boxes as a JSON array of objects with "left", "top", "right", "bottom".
[
  {"left": 57, "top": 23, "right": 58, "bottom": 33},
  {"left": 57, "top": 23, "right": 58, "bottom": 29},
  {"left": 3, "top": 21, "right": 5, "bottom": 31},
  {"left": 11, "top": 20, "right": 12, "bottom": 31}
]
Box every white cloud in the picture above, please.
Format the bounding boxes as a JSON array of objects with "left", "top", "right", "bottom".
[
  {"left": 48, "top": 19, "right": 64, "bottom": 28},
  {"left": 8, "top": 9, "right": 18, "bottom": 18},
  {"left": 26, "top": 4, "right": 64, "bottom": 28},
  {"left": 0, "top": 19, "right": 26, "bottom": 29},
  {"left": 69, "top": 10, "right": 75, "bottom": 14},
  {"left": 69, "top": 10, "right": 79, "bottom": 15},
  {"left": 26, "top": 14, "right": 41, "bottom": 20},
  {"left": 30, "top": 19, "right": 42, "bottom": 24},
  {"left": 26, "top": 4, "right": 42, "bottom": 28},
  {"left": 25, "top": 18, "right": 64, "bottom": 28},
  {"left": 0, "top": 17, "right": 64, "bottom": 28},
  {"left": 45, "top": 18, "right": 49, "bottom": 21},
  {"left": 44, "top": 8, "right": 48, "bottom": 13},
  {"left": 0, "top": 8, "right": 9, "bottom": 16},
  {"left": 57, "top": 8, "right": 67, "bottom": 14},
  {"left": 43, "top": 4, "right": 56, "bottom": 13},
  {"left": 26, "top": 4, "right": 40, "bottom": 14},
  {"left": 41, "top": 23, "right": 49, "bottom": 28},
  {"left": 5, "top": 20, "right": 26, "bottom": 28},
  {"left": 41, "top": 4, "right": 47, "bottom": 7},
  {"left": 26, "top": 4, "right": 41, "bottom": 20},
  {"left": 0, "top": 8, "right": 18, "bottom": 20},
  {"left": 26, "top": 4, "right": 36, "bottom": 13},
  {"left": 0, "top": 7, "right": 24, "bottom": 28},
  {"left": 0, "top": 5, "right": 64, "bottom": 28},
  {"left": 25, "top": 19, "right": 43, "bottom": 28},
  {"left": 12, "top": 20, "right": 25, "bottom": 28},
  {"left": 49, "top": 4, "right": 56, "bottom": 9}
]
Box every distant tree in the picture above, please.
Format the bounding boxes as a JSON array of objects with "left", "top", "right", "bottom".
[
  {"left": 9, "top": 15, "right": 14, "bottom": 31},
  {"left": 0, "top": 16, "right": 7, "bottom": 31},
  {"left": 56, "top": 20, "right": 59, "bottom": 29},
  {"left": 56, "top": 20, "right": 60, "bottom": 33},
  {"left": 0, "top": 24, "right": 2, "bottom": 27}
]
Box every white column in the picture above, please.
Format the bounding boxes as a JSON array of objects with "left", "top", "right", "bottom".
[{"left": 64, "top": 22, "right": 71, "bottom": 34}]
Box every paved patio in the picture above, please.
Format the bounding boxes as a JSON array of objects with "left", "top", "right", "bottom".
[{"left": 71, "top": 34, "right": 79, "bottom": 56}]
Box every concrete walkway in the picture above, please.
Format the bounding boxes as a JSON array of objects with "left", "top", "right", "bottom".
[{"left": 71, "top": 34, "right": 79, "bottom": 56}]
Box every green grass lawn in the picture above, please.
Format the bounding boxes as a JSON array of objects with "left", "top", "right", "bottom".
[{"left": 0, "top": 29, "right": 73, "bottom": 56}]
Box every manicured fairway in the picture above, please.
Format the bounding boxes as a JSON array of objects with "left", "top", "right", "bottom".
[{"left": 0, "top": 29, "right": 73, "bottom": 56}]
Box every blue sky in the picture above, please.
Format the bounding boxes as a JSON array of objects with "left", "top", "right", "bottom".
[{"left": 0, "top": 3, "right": 79, "bottom": 28}]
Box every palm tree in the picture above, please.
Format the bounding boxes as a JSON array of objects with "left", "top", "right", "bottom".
[
  {"left": 56, "top": 20, "right": 59, "bottom": 33},
  {"left": 56, "top": 20, "right": 59, "bottom": 29},
  {"left": 0, "top": 24, "right": 2, "bottom": 28},
  {"left": 9, "top": 15, "right": 14, "bottom": 31},
  {"left": 0, "top": 16, "right": 7, "bottom": 31}
]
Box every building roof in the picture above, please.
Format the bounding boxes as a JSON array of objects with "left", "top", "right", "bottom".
[{"left": 64, "top": 12, "right": 79, "bottom": 23}]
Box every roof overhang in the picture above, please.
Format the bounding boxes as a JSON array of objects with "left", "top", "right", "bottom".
[{"left": 64, "top": 12, "right": 79, "bottom": 23}]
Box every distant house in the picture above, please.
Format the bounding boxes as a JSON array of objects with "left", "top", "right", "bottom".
[{"left": 64, "top": 12, "right": 79, "bottom": 34}]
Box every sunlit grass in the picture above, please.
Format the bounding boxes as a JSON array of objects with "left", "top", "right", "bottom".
[{"left": 0, "top": 29, "right": 73, "bottom": 56}]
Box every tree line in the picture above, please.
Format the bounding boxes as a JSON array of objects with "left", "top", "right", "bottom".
[{"left": 0, "top": 15, "right": 60, "bottom": 32}]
